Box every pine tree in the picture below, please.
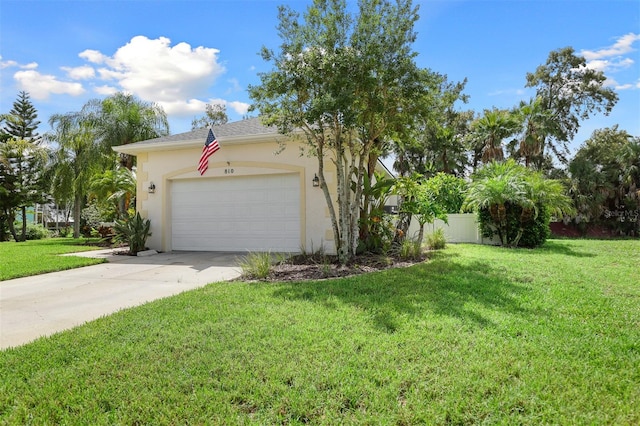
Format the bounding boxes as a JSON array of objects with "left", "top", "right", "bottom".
[{"left": 1, "top": 91, "right": 42, "bottom": 144}]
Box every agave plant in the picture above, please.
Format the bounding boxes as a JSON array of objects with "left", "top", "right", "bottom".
[{"left": 114, "top": 212, "right": 152, "bottom": 255}]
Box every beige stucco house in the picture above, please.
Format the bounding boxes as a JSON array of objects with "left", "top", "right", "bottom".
[{"left": 115, "top": 117, "right": 391, "bottom": 255}]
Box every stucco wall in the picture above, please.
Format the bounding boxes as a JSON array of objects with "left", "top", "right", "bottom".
[{"left": 135, "top": 138, "right": 339, "bottom": 254}]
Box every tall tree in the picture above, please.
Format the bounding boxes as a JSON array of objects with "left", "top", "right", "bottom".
[
  {"left": 469, "top": 109, "right": 519, "bottom": 164},
  {"left": 47, "top": 113, "right": 108, "bottom": 238},
  {"left": 191, "top": 103, "right": 229, "bottom": 130},
  {"left": 0, "top": 139, "right": 48, "bottom": 241},
  {"left": 81, "top": 93, "right": 170, "bottom": 169},
  {"left": 0, "top": 91, "right": 42, "bottom": 144},
  {"left": 513, "top": 97, "right": 554, "bottom": 169},
  {"left": 525, "top": 47, "right": 618, "bottom": 165},
  {"left": 568, "top": 126, "right": 640, "bottom": 235},
  {"left": 249, "top": 0, "right": 432, "bottom": 264},
  {"left": 393, "top": 77, "right": 471, "bottom": 177}
]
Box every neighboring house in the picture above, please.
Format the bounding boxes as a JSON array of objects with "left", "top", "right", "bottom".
[{"left": 114, "top": 117, "right": 392, "bottom": 255}]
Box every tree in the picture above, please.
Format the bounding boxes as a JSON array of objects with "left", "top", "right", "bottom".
[
  {"left": 463, "top": 159, "right": 574, "bottom": 247},
  {"left": 525, "top": 47, "right": 618, "bottom": 165},
  {"left": 191, "top": 103, "right": 229, "bottom": 130},
  {"left": 249, "top": 0, "right": 432, "bottom": 264},
  {"left": 0, "top": 139, "right": 48, "bottom": 241},
  {"left": 47, "top": 113, "right": 108, "bottom": 238},
  {"left": 513, "top": 97, "right": 554, "bottom": 169},
  {"left": 469, "top": 109, "right": 520, "bottom": 164},
  {"left": 0, "top": 91, "right": 42, "bottom": 144},
  {"left": 423, "top": 172, "right": 467, "bottom": 213},
  {"left": 81, "top": 92, "right": 170, "bottom": 170},
  {"left": 89, "top": 166, "right": 137, "bottom": 220},
  {"left": 568, "top": 126, "right": 640, "bottom": 235},
  {"left": 392, "top": 77, "right": 471, "bottom": 177}
]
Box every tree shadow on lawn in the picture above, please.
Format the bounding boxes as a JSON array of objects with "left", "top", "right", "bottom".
[
  {"left": 271, "top": 250, "right": 539, "bottom": 333},
  {"left": 529, "top": 240, "right": 597, "bottom": 258}
]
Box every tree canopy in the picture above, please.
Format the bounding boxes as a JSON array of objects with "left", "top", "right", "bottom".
[{"left": 249, "top": 0, "right": 438, "bottom": 263}]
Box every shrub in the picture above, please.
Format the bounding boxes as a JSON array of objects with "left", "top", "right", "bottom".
[
  {"left": 24, "top": 223, "right": 51, "bottom": 240},
  {"left": 426, "top": 228, "right": 446, "bottom": 250},
  {"left": 114, "top": 213, "right": 152, "bottom": 255},
  {"left": 239, "top": 252, "right": 273, "bottom": 280},
  {"left": 395, "top": 238, "right": 422, "bottom": 260}
]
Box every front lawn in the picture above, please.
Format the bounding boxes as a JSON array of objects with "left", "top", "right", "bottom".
[
  {"left": 0, "top": 238, "right": 106, "bottom": 281},
  {"left": 0, "top": 239, "right": 638, "bottom": 424}
]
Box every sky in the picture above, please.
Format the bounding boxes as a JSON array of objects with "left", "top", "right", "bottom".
[{"left": 1, "top": 0, "right": 639, "bottom": 157}]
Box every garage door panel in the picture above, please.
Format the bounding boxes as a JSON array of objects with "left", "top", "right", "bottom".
[{"left": 171, "top": 174, "right": 301, "bottom": 252}]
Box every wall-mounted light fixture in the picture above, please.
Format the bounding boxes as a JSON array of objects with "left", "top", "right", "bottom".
[
  {"left": 312, "top": 174, "right": 320, "bottom": 187},
  {"left": 148, "top": 182, "right": 156, "bottom": 194}
]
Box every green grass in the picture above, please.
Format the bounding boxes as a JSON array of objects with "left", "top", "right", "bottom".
[
  {"left": 0, "top": 238, "right": 106, "bottom": 281},
  {"left": 1, "top": 239, "right": 638, "bottom": 424}
]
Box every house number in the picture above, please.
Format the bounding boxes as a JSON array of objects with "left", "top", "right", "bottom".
[{"left": 224, "top": 168, "right": 234, "bottom": 174}]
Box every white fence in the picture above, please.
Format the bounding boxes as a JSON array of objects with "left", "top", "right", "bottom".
[{"left": 406, "top": 213, "right": 499, "bottom": 245}]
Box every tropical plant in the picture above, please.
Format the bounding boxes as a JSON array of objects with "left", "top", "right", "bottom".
[
  {"left": 470, "top": 109, "right": 520, "bottom": 164},
  {"left": 89, "top": 166, "right": 136, "bottom": 220},
  {"left": 423, "top": 172, "right": 467, "bottom": 213},
  {"left": 568, "top": 126, "right": 640, "bottom": 235},
  {"left": 114, "top": 212, "right": 151, "bottom": 255},
  {"left": 249, "top": 0, "right": 437, "bottom": 264},
  {"left": 80, "top": 92, "right": 169, "bottom": 170},
  {"left": 47, "top": 114, "right": 109, "bottom": 238},
  {"left": 513, "top": 97, "right": 554, "bottom": 168},
  {"left": 357, "top": 171, "right": 395, "bottom": 254},
  {"left": 425, "top": 227, "right": 446, "bottom": 250},
  {"left": 463, "top": 159, "right": 574, "bottom": 247}
]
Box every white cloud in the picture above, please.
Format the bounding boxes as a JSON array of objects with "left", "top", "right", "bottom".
[
  {"left": 14, "top": 69, "right": 85, "bottom": 100},
  {"left": 585, "top": 57, "right": 634, "bottom": 73},
  {"left": 0, "top": 56, "right": 17, "bottom": 69},
  {"left": 581, "top": 33, "right": 640, "bottom": 60},
  {"left": 0, "top": 56, "right": 37, "bottom": 70},
  {"left": 228, "top": 101, "right": 250, "bottom": 116},
  {"left": 84, "top": 36, "right": 225, "bottom": 105},
  {"left": 62, "top": 65, "right": 95, "bottom": 80},
  {"left": 94, "top": 85, "right": 118, "bottom": 96},
  {"left": 79, "top": 49, "right": 108, "bottom": 64}
]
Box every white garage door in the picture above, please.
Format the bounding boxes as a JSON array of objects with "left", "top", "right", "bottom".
[{"left": 171, "top": 174, "right": 301, "bottom": 252}]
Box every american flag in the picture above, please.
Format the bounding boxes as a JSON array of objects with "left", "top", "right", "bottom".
[{"left": 197, "top": 128, "right": 220, "bottom": 175}]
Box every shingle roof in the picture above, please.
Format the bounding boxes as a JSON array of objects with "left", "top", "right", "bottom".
[{"left": 135, "top": 116, "right": 278, "bottom": 146}]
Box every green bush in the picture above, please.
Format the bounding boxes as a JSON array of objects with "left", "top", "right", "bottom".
[
  {"left": 395, "top": 238, "right": 422, "bottom": 260},
  {"left": 114, "top": 213, "right": 151, "bottom": 255},
  {"left": 24, "top": 223, "right": 51, "bottom": 240},
  {"left": 478, "top": 203, "right": 551, "bottom": 248},
  {"left": 239, "top": 252, "right": 273, "bottom": 280},
  {"left": 426, "top": 228, "right": 446, "bottom": 250}
]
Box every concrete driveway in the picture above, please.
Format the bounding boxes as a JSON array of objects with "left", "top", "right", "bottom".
[{"left": 0, "top": 250, "right": 242, "bottom": 350}]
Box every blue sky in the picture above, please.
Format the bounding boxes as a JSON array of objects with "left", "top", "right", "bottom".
[{"left": 1, "top": 0, "right": 639, "bottom": 156}]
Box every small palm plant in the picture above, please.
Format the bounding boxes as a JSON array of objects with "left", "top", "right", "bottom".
[{"left": 114, "top": 212, "right": 152, "bottom": 255}]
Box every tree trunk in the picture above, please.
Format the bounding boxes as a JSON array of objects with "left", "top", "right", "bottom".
[
  {"left": 19, "top": 206, "right": 27, "bottom": 241},
  {"left": 5, "top": 209, "right": 19, "bottom": 242},
  {"left": 73, "top": 192, "right": 82, "bottom": 238}
]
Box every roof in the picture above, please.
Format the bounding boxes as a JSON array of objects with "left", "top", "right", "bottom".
[{"left": 114, "top": 117, "right": 281, "bottom": 154}]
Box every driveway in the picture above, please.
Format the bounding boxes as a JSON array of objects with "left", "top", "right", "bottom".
[{"left": 0, "top": 250, "right": 242, "bottom": 350}]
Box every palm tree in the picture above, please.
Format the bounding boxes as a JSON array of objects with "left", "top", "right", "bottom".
[
  {"left": 81, "top": 93, "right": 170, "bottom": 170},
  {"left": 515, "top": 97, "right": 553, "bottom": 168},
  {"left": 89, "top": 166, "right": 136, "bottom": 220},
  {"left": 464, "top": 159, "right": 573, "bottom": 247},
  {"left": 470, "top": 109, "right": 519, "bottom": 164},
  {"left": 47, "top": 114, "right": 108, "bottom": 238}
]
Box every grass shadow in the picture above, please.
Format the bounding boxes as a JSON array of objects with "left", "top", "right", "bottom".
[{"left": 271, "top": 250, "right": 536, "bottom": 332}]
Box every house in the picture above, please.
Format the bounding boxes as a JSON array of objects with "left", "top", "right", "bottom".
[{"left": 114, "top": 117, "right": 393, "bottom": 255}]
